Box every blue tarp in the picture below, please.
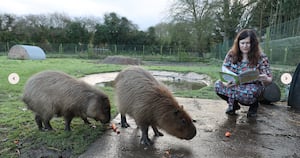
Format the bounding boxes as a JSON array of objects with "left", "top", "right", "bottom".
[
  {"left": 20, "top": 45, "right": 46, "bottom": 60},
  {"left": 8, "top": 45, "right": 46, "bottom": 60}
]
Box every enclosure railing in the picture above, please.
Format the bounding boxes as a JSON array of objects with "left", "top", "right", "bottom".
[
  {"left": 0, "top": 39, "right": 299, "bottom": 66},
  {"left": 1, "top": 18, "right": 299, "bottom": 65},
  {"left": 210, "top": 17, "right": 300, "bottom": 66}
]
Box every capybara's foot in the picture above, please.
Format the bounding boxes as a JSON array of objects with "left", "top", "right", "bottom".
[
  {"left": 35, "top": 115, "right": 44, "bottom": 130},
  {"left": 140, "top": 137, "right": 153, "bottom": 146},
  {"left": 141, "top": 126, "right": 153, "bottom": 145},
  {"left": 152, "top": 126, "right": 164, "bottom": 136},
  {"left": 82, "top": 117, "right": 91, "bottom": 125},
  {"left": 154, "top": 131, "right": 164, "bottom": 137},
  {"left": 121, "top": 122, "right": 130, "bottom": 128},
  {"left": 89, "top": 124, "right": 97, "bottom": 128},
  {"left": 38, "top": 127, "right": 44, "bottom": 131},
  {"left": 121, "top": 115, "right": 130, "bottom": 128},
  {"left": 42, "top": 127, "right": 54, "bottom": 132},
  {"left": 44, "top": 124, "right": 54, "bottom": 131}
]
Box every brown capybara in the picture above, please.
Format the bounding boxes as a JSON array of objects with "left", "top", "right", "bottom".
[
  {"left": 114, "top": 66, "right": 196, "bottom": 145},
  {"left": 22, "top": 70, "right": 111, "bottom": 131}
]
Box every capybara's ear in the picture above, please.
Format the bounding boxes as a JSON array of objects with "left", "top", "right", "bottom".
[
  {"left": 180, "top": 105, "right": 184, "bottom": 109},
  {"left": 174, "top": 109, "right": 180, "bottom": 115}
]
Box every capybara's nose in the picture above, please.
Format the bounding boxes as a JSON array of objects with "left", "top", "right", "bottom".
[{"left": 185, "top": 127, "right": 197, "bottom": 140}]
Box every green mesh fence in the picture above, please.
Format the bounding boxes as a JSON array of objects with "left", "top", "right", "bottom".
[
  {"left": 1, "top": 18, "right": 299, "bottom": 65},
  {"left": 211, "top": 17, "right": 300, "bottom": 66},
  {"left": 0, "top": 42, "right": 205, "bottom": 62}
]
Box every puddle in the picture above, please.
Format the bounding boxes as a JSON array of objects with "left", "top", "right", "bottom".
[
  {"left": 150, "top": 71, "right": 211, "bottom": 86},
  {"left": 87, "top": 71, "right": 211, "bottom": 92},
  {"left": 150, "top": 71, "right": 210, "bottom": 91},
  {"left": 97, "top": 80, "right": 206, "bottom": 91},
  {"left": 161, "top": 80, "right": 206, "bottom": 91}
]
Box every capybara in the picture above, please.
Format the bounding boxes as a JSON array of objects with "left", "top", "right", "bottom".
[
  {"left": 22, "top": 70, "right": 111, "bottom": 131},
  {"left": 114, "top": 66, "right": 196, "bottom": 145}
]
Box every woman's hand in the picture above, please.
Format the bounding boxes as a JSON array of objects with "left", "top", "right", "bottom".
[
  {"left": 258, "top": 74, "right": 272, "bottom": 84},
  {"left": 224, "top": 81, "right": 236, "bottom": 87}
]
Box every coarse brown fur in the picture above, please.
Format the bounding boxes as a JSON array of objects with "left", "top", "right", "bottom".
[
  {"left": 114, "top": 66, "right": 196, "bottom": 145},
  {"left": 22, "top": 70, "right": 111, "bottom": 131}
]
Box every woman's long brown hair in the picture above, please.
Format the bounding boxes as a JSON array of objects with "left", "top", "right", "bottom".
[{"left": 229, "top": 29, "right": 261, "bottom": 66}]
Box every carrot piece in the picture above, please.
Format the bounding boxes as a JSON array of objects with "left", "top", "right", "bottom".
[{"left": 111, "top": 123, "right": 120, "bottom": 134}]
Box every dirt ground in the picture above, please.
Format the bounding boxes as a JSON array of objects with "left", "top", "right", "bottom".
[
  {"left": 78, "top": 71, "right": 300, "bottom": 158},
  {"left": 79, "top": 98, "right": 300, "bottom": 158}
]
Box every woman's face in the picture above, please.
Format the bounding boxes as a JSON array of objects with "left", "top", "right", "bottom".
[{"left": 239, "top": 37, "right": 251, "bottom": 54}]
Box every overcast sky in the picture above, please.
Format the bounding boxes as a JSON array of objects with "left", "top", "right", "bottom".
[{"left": 0, "top": 0, "right": 172, "bottom": 30}]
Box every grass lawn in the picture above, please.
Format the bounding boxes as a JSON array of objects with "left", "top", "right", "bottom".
[
  {"left": 0, "top": 56, "right": 292, "bottom": 157},
  {"left": 0, "top": 56, "right": 125, "bottom": 157}
]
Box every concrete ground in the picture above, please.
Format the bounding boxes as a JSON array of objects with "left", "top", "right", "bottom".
[{"left": 79, "top": 98, "right": 300, "bottom": 158}]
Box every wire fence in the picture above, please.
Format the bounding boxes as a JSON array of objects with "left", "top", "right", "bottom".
[
  {"left": 0, "top": 42, "right": 205, "bottom": 62},
  {"left": 1, "top": 38, "right": 299, "bottom": 65},
  {"left": 210, "top": 35, "right": 300, "bottom": 66},
  {"left": 268, "top": 17, "right": 300, "bottom": 40},
  {"left": 210, "top": 17, "right": 300, "bottom": 66},
  {"left": 0, "top": 18, "right": 299, "bottom": 65}
]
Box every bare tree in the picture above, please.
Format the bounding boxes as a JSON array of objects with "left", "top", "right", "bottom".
[{"left": 168, "top": 0, "right": 216, "bottom": 55}]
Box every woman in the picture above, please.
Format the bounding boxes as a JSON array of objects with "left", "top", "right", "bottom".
[{"left": 215, "top": 29, "right": 272, "bottom": 118}]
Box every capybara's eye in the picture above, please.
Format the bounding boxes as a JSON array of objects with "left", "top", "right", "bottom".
[
  {"left": 181, "top": 118, "right": 186, "bottom": 125},
  {"left": 106, "top": 107, "right": 110, "bottom": 112},
  {"left": 103, "top": 105, "right": 109, "bottom": 112}
]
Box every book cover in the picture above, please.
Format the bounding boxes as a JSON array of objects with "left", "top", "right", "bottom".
[{"left": 219, "top": 66, "right": 259, "bottom": 84}]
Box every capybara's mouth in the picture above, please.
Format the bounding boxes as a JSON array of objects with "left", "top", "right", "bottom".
[
  {"left": 100, "top": 119, "right": 110, "bottom": 124},
  {"left": 183, "top": 130, "right": 197, "bottom": 140},
  {"left": 185, "top": 135, "right": 195, "bottom": 140},
  {"left": 177, "top": 133, "right": 195, "bottom": 140}
]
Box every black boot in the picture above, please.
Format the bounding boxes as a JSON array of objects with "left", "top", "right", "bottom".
[
  {"left": 226, "top": 101, "right": 240, "bottom": 115},
  {"left": 216, "top": 93, "right": 241, "bottom": 115},
  {"left": 247, "top": 101, "right": 259, "bottom": 118},
  {"left": 226, "top": 105, "right": 236, "bottom": 115},
  {"left": 233, "top": 101, "right": 241, "bottom": 111}
]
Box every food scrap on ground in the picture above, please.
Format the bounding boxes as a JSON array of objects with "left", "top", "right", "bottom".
[
  {"left": 111, "top": 123, "right": 120, "bottom": 134},
  {"left": 225, "top": 131, "right": 231, "bottom": 137}
]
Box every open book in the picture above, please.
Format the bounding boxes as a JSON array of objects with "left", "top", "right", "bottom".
[{"left": 219, "top": 66, "right": 259, "bottom": 84}]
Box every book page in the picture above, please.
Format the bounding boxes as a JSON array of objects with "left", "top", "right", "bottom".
[
  {"left": 221, "top": 66, "right": 236, "bottom": 75},
  {"left": 219, "top": 66, "right": 259, "bottom": 84},
  {"left": 238, "top": 70, "right": 259, "bottom": 84},
  {"left": 219, "top": 67, "right": 238, "bottom": 83},
  {"left": 220, "top": 72, "right": 237, "bottom": 83}
]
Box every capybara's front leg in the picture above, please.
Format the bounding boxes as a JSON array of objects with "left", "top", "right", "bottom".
[
  {"left": 43, "top": 119, "right": 53, "bottom": 131},
  {"left": 82, "top": 117, "right": 96, "bottom": 128},
  {"left": 152, "top": 125, "right": 164, "bottom": 136},
  {"left": 121, "top": 114, "right": 130, "bottom": 128},
  {"left": 81, "top": 117, "right": 91, "bottom": 125},
  {"left": 35, "top": 115, "right": 44, "bottom": 131},
  {"left": 140, "top": 125, "right": 153, "bottom": 145},
  {"left": 64, "top": 116, "right": 73, "bottom": 131}
]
